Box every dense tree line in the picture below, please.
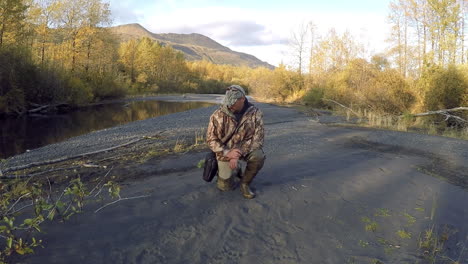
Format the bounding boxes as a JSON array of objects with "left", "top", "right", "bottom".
[
  {"left": 388, "top": 0, "right": 468, "bottom": 77},
  {"left": 286, "top": 0, "right": 468, "bottom": 124},
  {"left": 1, "top": 0, "right": 467, "bottom": 123},
  {"left": 0, "top": 0, "right": 230, "bottom": 116}
]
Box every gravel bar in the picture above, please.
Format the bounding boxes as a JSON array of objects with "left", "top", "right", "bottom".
[{"left": 2, "top": 95, "right": 467, "bottom": 172}]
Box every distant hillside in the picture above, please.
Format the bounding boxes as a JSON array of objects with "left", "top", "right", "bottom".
[{"left": 109, "top": 23, "right": 274, "bottom": 69}]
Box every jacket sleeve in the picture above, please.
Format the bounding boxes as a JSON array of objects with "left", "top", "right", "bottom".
[
  {"left": 251, "top": 109, "right": 264, "bottom": 151},
  {"left": 206, "top": 112, "right": 228, "bottom": 154},
  {"left": 238, "top": 109, "right": 264, "bottom": 156}
]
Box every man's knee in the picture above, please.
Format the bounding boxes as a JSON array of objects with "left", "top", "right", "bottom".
[
  {"left": 217, "top": 160, "right": 240, "bottom": 180},
  {"left": 246, "top": 149, "right": 266, "bottom": 163}
]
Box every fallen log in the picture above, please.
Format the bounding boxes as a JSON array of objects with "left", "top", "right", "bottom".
[
  {"left": 411, "top": 107, "right": 468, "bottom": 124},
  {"left": 1, "top": 130, "right": 165, "bottom": 175},
  {"left": 27, "top": 103, "right": 71, "bottom": 114},
  {"left": 2, "top": 138, "right": 144, "bottom": 174},
  {"left": 28, "top": 105, "right": 50, "bottom": 114},
  {"left": 322, "top": 99, "right": 361, "bottom": 117}
]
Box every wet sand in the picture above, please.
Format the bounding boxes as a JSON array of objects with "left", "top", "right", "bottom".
[{"left": 10, "top": 95, "right": 468, "bottom": 264}]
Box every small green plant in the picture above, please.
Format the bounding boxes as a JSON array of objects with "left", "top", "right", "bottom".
[
  {"left": 104, "top": 181, "right": 121, "bottom": 199},
  {"left": 403, "top": 212, "right": 416, "bottom": 226},
  {"left": 397, "top": 230, "right": 412, "bottom": 239},
  {"left": 417, "top": 226, "right": 451, "bottom": 263},
  {"left": 419, "top": 227, "right": 436, "bottom": 251},
  {"left": 362, "top": 217, "right": 378, "bottom": 232},
  {"left": 197, "top": 159, "right": 205, "bottom": 169},
  {"left": 194, "top": 129, "right": 205, "bottom": 146},
  {"left": 64, "top": 178, "right": 89, "bottom": 213},
  {"left": 375, "top": 208, "right": 391, "bottom": 217},
  {"left": 173, "top": 139, "right": 185, "bottom": 153},
  {"left": 0, "top": 174, "right": 126, "bottom": 263},
  {"left": 358, "top": 240, "right": 369, "bottom": 248}
]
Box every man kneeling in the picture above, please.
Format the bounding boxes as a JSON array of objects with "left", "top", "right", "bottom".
[{"left": 206, "top": 85, "right": 266, "bottom": 199}]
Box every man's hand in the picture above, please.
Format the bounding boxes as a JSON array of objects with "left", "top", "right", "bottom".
[
  {"left": 229, "top": 158, "right": 238, "bottom": 170},
  {"left": 226, "top": 149, "right": 242, "bottom": 160}
]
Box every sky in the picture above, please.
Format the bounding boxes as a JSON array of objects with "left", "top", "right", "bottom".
[{"left": 108, "top": 0, "right": 392, "bottom": 67}]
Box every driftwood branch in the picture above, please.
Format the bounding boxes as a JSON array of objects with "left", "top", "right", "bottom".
[
  {"left": 2, "top": 138, "right": 145, "bottom": 174},
  {"left": 412, "top": 107, "right": 468, "bottom": 116},
  {"left": 1, "top": 166, "right": 82, "bottom": 180},
  {"left": 322, "top": 99, "right": 361, "bottom": 118},
  {"left": 27, "top": 103, "right": 70, "bottom": 114},
  {"left": 1, "top": 139, "right": 141, "bottom": 175},
  {"left": 1, "top": 131, "right": 165, "bottom": 175},
  {"left": 94, "top": 194, "right": 151, "bottom": 213},
  {"left": 28, "top": 105, "right": 50, "bottom": 113},
  {"left": 411, "top": 107, "right": 468, "bottom": 124},
  {"left": 321, "top": 100, "right": 467, "bottom": 126},
  {"left": 89, "top": 167, "right": 114, "bottom": 197}
]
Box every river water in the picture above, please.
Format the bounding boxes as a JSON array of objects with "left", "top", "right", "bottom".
[{"left": 0, "top": 100, "right": 214, "bottom": 159}]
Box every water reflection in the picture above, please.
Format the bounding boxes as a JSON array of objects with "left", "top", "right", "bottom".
[{"left": 0, "top": 100, "right": 214, "bottom": 159}]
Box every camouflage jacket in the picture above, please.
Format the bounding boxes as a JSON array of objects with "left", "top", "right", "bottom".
[{"left": 206, "top": 103, "right": 264, "bottom": 161}]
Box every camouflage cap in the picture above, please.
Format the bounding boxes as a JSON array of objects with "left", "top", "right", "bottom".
[{"left": 222, "top": 85, "right": 246, "bottom": 107}]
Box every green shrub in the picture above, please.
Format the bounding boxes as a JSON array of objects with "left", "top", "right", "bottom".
[
  {"left": 196, "top": 79, "right": 227, "bottom": 94},
  {"left": 0, "top": 88, "right": 26, "bottom": 114},
  {"left": 66, "top": 77, "right": 94, "bottom": 106},
  {"left": 421, "top": 65, "right": 467, "bottom": 111},
  {"left": 89, "top": 74, "right": 127, "bottom": 100},
  {"left": 303, "top": 85, "right": 326, "bottom": 108},
  {"left": 368, "top": 69, "right": 414, "bottom": 114},
  {"left": 0, "top": 47, "right": 36, "bottom": 114}
]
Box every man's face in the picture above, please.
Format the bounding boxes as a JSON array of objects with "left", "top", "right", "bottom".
[{"left": 229, "top": 97, "right": 245, "bottom": 113}]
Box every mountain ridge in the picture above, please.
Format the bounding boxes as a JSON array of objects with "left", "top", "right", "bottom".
[{"left": 109, "top": 23, "right": 274, "bottom": 69}]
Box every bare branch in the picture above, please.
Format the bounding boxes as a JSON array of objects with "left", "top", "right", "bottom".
[
  {"left": 94, "top": 194, "right": 151, "bottom": 213},
  {"left": 2, "top": 138, "right": 145, "bottom": 174},
  {"left": 322, "top": 99, "right": 361, "bottom": 117},
  {"left": 411, "top": 107, "right": 468, "bottom": 124},
  {"left": 5, "top": 192, "right": 31, "bottom": 215},
  {"left": 411, "top": 107, "right": 468, "bottom": 117},
  {"left": 1, "top": 166, "right": 80, "bottom": 180},
  {"left": 2, "top": 131, "right": 165, "bottom": 174},
  {"left": 89, "top": 167, "right": 114, "bottom": 197}
]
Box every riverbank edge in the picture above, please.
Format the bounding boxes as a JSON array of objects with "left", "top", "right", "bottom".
[{"left": 2, "top": 94, "right": 467, "bottom": 176}]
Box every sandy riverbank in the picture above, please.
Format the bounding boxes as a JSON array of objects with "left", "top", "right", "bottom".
[{"left": 5, "top": 94, "right": 468, "bottom": 264}]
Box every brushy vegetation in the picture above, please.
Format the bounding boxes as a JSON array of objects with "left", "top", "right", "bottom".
[
  {"left": 0, "top": 175, "right": 123, "bottom": 263},
  {"left": 1, "top": 0, "right": 467, "bottom": 137},
  {"left": 300, "top": 60, "right": 468, "bottom": 136},
  {"left": 358, "top": 204, "right": 466, "bottom": 264}
]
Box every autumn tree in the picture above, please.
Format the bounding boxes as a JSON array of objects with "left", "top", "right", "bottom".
[
  {"left": 388, "top": 0, "right": 410, "bottom": 77},
  {"left": 118, "top": 39, "right": 138, "bottom": 82},
  {"left": 51, "top": 0, "right": 111, "bottom": 72},
  {"left": 27, "top": 0, "right": 61, "bottom": 64},
  {"left": 0, "top": 0, "right": 28, "bottom": 47},
  {"left": 309, "top": 28, "right": 364, "bottom": 75},
  {"left": 289, "top": 21, "right": 310, "bottom": 76},
  {"left": 388, "top": 0, "right": 466, "bottom": 75}
]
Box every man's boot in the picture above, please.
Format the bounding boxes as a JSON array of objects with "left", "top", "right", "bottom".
[
  {"left": 240, "top": 150, "right": 265, "bottom": 199},
  {"left": 240, "top": 183, "right": 255, "bottom": 199},
  {"left": 217, "top": 177, "right": 233, "bottom": 191}
]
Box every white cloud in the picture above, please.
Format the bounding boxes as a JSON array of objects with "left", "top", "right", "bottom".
[{"left": 111, "top": 4, "right": 391, "bottom": 67}]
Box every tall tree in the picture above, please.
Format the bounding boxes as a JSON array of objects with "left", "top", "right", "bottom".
[
  {"left": 119, "top": 39, "right": 138, "bottom": 82},
  {"left": 53, "top": 0, "right": 111, "bottom": 72},
  {"left": 28, "top": 0, "right": 60, "bottom": 64},
  {"left": 309, "top": 28, "right": 364, "bottom": 74},
  {"left": 427, "top": 0, "right": 461, "bottom": 65},
  {"left": 388, "top": 0, "right": 410, "bottom": 77},
  {"left": 289, "top": 22, "right": 310, "bottom": 76},
  {"left": 0, "top": 0, "right": 28, "bottom": 47}
]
